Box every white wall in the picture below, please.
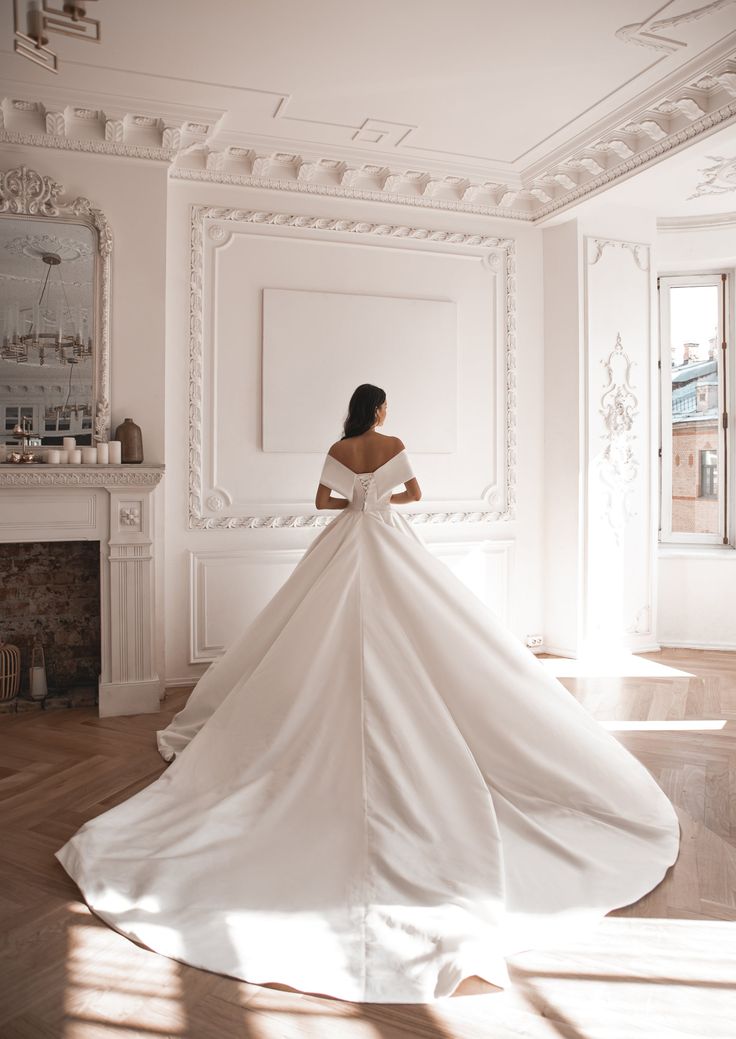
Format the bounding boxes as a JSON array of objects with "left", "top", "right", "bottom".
[
  {"left": 656, "top": 221, "right": 736, "bottom": 650},
  {"left": 164, "top": 178, "right": 545, "bottom": 683},
  {"left": 542, "top": 206, "right": 660, "bottom": 657}
]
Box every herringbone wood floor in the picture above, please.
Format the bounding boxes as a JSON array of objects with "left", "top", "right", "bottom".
[{"left": 0, "top": 648, "right": 734, "bottom": 1038}]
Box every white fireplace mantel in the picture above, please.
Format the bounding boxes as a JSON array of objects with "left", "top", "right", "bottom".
[{"left": 0, "top": 464, "right": 164, "bottom": 717}]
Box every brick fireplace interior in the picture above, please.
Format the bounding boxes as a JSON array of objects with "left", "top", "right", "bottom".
[{"left": 0, "top": 540, "right": 101, "bottom": 707}]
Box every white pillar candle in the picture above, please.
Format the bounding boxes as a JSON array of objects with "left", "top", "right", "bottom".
[
  {"left": 68, "top": 448, "right": 82, "bottom": 464},
  {"left": 108, "top": 440, "right": 122, "bottom": 464},
  {"left": 81, "top": 446, "right": 97, "bottom": 464},
  {"left": 62, "top": 437, "right": 76, "bottom": 451},
  {"left": 96, "top": 442, "right": 109, "bottom": 464},
  {"left": 58, "top": 449, "right": 69, "bottom": 463},
  {"left": 47, "top": 449, "right": 61, "bottom": 464}
]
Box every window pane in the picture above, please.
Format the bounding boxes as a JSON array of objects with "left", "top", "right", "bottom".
[{"left": 670, "top": 285, "right": 720, "bottom": 534}]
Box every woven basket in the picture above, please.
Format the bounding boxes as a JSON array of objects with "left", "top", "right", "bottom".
[{"left": 0, "top": 643, "right": 21, "bottom": 701}]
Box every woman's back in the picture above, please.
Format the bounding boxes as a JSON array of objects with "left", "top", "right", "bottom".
[{"left": 329, "top": 430, "right": 403, "bottom": 474}]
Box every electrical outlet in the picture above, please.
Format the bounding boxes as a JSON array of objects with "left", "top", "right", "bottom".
[{"left": 525, "top": 634, "right": 544, "bottom": 649}]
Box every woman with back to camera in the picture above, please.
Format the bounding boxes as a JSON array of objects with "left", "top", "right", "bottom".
[{"left": 55, "top": 382, "right": 680, "bottom": 1004}]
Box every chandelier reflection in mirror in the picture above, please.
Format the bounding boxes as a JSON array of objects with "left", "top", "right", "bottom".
[
  {"left": 3, "top": 251, "right": 92, "bottom": 366},
  {"left": 0, "top": 212, "right": 97, "bottom": 445}
]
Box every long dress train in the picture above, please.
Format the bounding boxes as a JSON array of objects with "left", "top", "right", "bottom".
[{"left": 55, "top": 448, "right": 680, "bottom": 1003}]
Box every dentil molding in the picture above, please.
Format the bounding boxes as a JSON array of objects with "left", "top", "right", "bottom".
[
  {"left": 187, "top": 206, "right": 517, "bottom": 530},
  {"left": 2, "top": 50, "right": 736, "bottom": 222}
]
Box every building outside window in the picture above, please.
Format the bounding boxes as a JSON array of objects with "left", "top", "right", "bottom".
[{"left": 658, "top": 274, "right": 731, "bottom": 545}]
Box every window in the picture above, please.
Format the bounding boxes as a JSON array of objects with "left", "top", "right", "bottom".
[
  {"left": 699, "top": 449, "right": 717, "bottom": 499},
  {"left": 658, "top": 274, "right": 730, "bottom": 545}
]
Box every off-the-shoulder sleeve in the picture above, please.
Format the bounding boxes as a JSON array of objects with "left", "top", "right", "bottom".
[
  {"left": 318, "top": 453, "right": 355, "bottom": 499},
  {"left": 391, "top": 449, "right": 415, "bottom": 487},
  {"left": 375, "top": 448, "right": 416, "bottom": 499}
]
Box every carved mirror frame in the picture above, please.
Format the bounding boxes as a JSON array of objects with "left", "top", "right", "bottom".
[{"left": 0, "top": 164, "right": 112, "bottom": 441}]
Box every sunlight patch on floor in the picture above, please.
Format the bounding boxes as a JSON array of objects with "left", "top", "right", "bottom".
[
  {"left": 539, "top": 651, "right": 694, "bottom": 679},
  {"left": 63, "top": 911, "right": 188, "bottom": 1038},
  {"left": 602, "top": 719, "right": 727, "bottom": 731}
]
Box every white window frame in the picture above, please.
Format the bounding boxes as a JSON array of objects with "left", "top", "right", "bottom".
[{"left": 658, "top": 272, "right": 731, "bottom": 547}]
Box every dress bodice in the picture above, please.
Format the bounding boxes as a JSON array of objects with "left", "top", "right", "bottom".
[{"left": 318, "top": 448, "right": 416, "bottom": 514}]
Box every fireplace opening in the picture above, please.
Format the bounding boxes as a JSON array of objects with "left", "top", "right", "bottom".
[{"left": 0, "top": 540, "right": 101, "bottom": 711}]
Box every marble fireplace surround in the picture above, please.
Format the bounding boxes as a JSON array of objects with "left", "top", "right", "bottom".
[{"left": 0, "top": 465, "right": 164, "bottom": 717}]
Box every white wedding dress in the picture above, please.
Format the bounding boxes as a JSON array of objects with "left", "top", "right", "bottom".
[{"left": 56, "top": 448, "right": 680, "bottom": 1003}]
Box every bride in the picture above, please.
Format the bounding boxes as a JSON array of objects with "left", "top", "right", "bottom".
[{"left": 55, "top": 383, "right": 681, "bottom": 1004}]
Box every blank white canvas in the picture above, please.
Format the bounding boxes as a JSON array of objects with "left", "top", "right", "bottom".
[{"left": 262, "top": 288, "right": 457, "bottom": 452}]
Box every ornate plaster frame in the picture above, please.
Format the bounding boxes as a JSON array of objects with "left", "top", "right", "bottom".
[
  {"left": 188, "top": 205, "right": 517, "bottom": 529},
  {"left": 0, "top": 164, "right": 112, "bottom": 441}
]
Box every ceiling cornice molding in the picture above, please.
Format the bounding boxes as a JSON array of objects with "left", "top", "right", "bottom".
[
  {"left": 1, "top": 49, "right": 735, "bottom": 223},
  {"left": 0, "top": 127, "right": 174, "bottom": 163},
  {"left": 657, "top": 209, "right": 736, "bottom": 230},
  {"left": 533, "top": 98, "right": 736, "bottom": 221},
  {"left": 168, "top": 167, "right": 535, "bottom": 223}
]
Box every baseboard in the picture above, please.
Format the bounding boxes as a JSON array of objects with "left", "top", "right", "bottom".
[
  {"left": 164, "top": 678, "right": 200, "bottom": 689},
  {"left": 657, "top": 640, "right": 736, "bottom": 652},
  {"left": 98, "top": 679, "right": 162, "bottom": 718}
]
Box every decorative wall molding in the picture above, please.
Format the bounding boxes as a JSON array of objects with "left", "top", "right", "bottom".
[
  {"left": 189, "top": 538, "right": 514, "bottom": 662},
  {"left": 598, "top": 332, "right": 641, "bottom": 545},
  {"left": 589, "top": 239, "right": 650, "bottom": 270},
  {"left": 0, "top": 164, "right": 113, "bottom": 441},
  {"left": 0, "top": 466, "right": 164, "bottom": 488},
  {"left": 187, "top": 205, "right": 516, "bottom": 529}
]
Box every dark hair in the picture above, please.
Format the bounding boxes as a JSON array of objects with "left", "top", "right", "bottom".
[{"left": 341, "top": 384, "right": 386, "bottom": 439}]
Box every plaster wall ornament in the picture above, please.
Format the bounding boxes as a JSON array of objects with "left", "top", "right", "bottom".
[
  {"left": 589, "top": 239, "right": 650, "bottom": 271},
  {"left": 625, "top": 604, "right": 652, "bottom": 635},
  {"left": 616, "top": 1, "right": 736, "bottom": 53},
  {"left": 187, "top": 205, "right": 516, "bottom": 530},
  {"left": 597, "top": 333, "right": 640, "bottom": 545},
  {"left": 688, "top": 153, "right": 736, "bottom": 197}
]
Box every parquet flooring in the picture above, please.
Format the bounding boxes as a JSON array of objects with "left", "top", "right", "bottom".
[{"left": 0, "top": 647, "right": 734, "bottom": 1038}]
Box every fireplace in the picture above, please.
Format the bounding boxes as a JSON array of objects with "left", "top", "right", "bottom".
[
  {"left": 0, "top": 465, "right": 164, "bottom": 717},
  {"left": 0, "top": 540, "right": 101, "bottom": 708}
]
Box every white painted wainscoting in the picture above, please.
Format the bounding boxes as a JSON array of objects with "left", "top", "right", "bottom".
[{"left": 189, "top": 539, "right": 514, "bottom": 665}]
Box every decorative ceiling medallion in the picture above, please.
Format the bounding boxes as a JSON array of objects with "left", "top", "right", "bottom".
[
  {"left": 688, "top": 153, "right": 736, "bottom": 196},
  {"left": 4, "top": 231, "right": 92, "bottom": 261}
]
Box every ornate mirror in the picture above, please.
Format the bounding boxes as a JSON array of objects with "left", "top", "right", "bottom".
[{"left": 0, "top": 165, "right": 111, "bottom": 450}]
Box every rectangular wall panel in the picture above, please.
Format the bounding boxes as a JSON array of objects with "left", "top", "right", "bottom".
[{"left": 262, "top": 288, "right": 457, "bottom": 453}]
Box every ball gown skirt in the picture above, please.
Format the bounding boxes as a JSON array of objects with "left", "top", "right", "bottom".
[{"left": 55, "top": 448, "right": 681, "bottom": 1003}]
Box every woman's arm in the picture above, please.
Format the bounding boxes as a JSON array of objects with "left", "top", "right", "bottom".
[
  {"left": 315, "top": 483, "right": 349, "bottom": 510},
  {"left": 390, "top": 476, "right": 421, "bottom": 505}
]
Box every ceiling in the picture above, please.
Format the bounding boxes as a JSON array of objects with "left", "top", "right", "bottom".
[{"left": 1, "top": 1, "right": 736, "bottom": 221}]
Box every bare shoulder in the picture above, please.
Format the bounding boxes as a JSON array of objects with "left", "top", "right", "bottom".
[
  {"left": 327, "top": 439, "right": 346, "bottom": 460},
  {"left": 392, "top": 436, "right": 406, "bottom": 452}
]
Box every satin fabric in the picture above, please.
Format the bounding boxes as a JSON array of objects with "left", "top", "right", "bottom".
[{"left": 55, "top": 448, "right": 680, "bottom": 1003}]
